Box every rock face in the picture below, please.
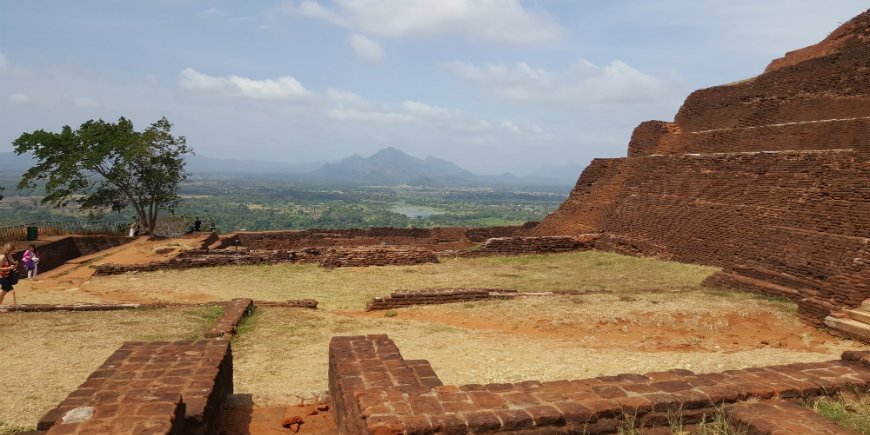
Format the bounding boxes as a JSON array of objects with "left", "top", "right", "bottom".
[{"left": 536, "top": 10, "right": 870, "bottom": 325}]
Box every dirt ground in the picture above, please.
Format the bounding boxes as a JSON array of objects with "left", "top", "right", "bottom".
[
  {"left": 2, "top": 242, "right": 867, "bottom": 433},
  {"left": 231, "top": 303, "right": 862, "bottom": 407},
  {"left": 0, "top": 306, "right": 222, "bottom": 432}
]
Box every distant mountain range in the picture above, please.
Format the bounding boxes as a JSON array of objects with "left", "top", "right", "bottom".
[{"left": 0, "top": 148, "right": 579, "bottom": 187}]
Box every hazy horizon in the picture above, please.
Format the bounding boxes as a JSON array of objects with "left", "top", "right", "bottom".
[{"left": 1, "top": 1, "right": 865, "bottom": 175}]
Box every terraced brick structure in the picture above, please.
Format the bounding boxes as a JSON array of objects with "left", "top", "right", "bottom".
[
  {"left": 330, "top": 335, "right": 870, "bottom": 434},
  {"left": 534, "top": 9, "right": 870, "bottom": 339}
]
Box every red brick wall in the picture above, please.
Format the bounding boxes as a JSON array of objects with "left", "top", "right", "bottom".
[
  {"left": 536, "top": 150, "right": 869, "bottom": 315},
  {"left": 329, "top": 335, "right": 870, "bottom": 434}
]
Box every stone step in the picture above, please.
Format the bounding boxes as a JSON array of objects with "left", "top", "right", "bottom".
[
  {"left": 845, "top": 308, "right": 870, "bottom": 325},
  {"left": 825, "top": 316, "right": 870, "bottom": 342},
  {"left": 861, "top": 299, "right": 870, "bottom": 311}
]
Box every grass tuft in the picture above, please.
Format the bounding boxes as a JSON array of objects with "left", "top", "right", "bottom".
[{"left": 806, "top": 391, "right": 870, "bottom": 434}]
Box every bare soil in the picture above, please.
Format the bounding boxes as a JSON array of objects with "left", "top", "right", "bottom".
[
  {"left": 3, "top": 243, "right": 866, "bottom": 434},
  {"left": 231, "top": 304, "right": 861, "bottom": 407}
]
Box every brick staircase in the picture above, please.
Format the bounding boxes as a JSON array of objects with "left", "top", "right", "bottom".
[{"left": 826, "top": 299, "right": 870, "bottom": 342}]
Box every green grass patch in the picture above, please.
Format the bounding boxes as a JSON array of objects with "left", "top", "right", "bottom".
[
  {"left": 807, "top": 391, "right": 870, "bottom": 434},
  {"left": 235, "top": 306, "right": 259, "bottom": 336}
]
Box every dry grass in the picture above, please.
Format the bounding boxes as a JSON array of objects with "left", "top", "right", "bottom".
[
  {"left": 0, "top": 306, "right": 223, "bottom": 432},
  {"left": 76, "top": 251, "right": 719, "bottom": 309},
  {"left": 230, "top": 306, "right": 859, "bottom": 406}
]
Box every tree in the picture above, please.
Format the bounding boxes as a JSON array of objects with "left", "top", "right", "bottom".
[{"left": 13, "top": 117, "right": 192, "bottom": 234}]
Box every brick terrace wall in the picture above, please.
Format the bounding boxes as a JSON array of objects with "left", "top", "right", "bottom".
[
  {"left": 92, "top": 249, "right": 317, "bottom": 275},
  {"left": 39, "top": 340, "right": 232, "bottom": 435},
  {"left": 234, "top": 225, "right": 533, "bottom": 251},
  {"left": 478, "top": 235, "right": 597, "bottom": 255},
  {"left": 629, "top": 117, "right": 870, "bottom": 156},
  {"left": 329, "top": 335, "right": 870, "bottom": 434},
  {"left": 319, "top": 248, "right": 439, "bottom": 268},
  {"left": 536, "top": 150, "right": 870, "bottom": 322},
  {"left": 365, "top": 288, "right": 517, "bottom": 311}
]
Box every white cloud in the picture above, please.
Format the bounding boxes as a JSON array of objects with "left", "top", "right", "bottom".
[
  {"left": 402, "top": 100, "right": 455, "bottom": 119},
  {"left": 500, "top": 119, "right": 520, "bottom": 133},
  {"left": 8, "top": 93, "right": 29, "bottom": 103},
  {"left": 178, "top": 68, "right": 311, "bottom": 100},
  {"left": 445, "top": 59, "right": 677, "bottom": 105},
  {"left": 283, "top": 0, "right": 561, "bottom": 44},
  {"left": 328, "top": 107, "right": 414, "bottom": 123},
  {"left": 326, "top": 88, "right": 367, "bottom": 105},
  {"left": 349, "top": 34, "right": 383, "bottom": 63},
  {"left": 73, "top": 97, "right": 100, "bottom": 108}
]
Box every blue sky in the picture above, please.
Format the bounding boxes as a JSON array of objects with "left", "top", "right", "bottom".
[{"left": 1, "top": 1, "right": 866, "bottom": 174}]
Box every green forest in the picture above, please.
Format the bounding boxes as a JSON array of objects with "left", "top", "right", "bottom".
[{"left": 0, "top": 176, "right": 568, "bottom": 233}]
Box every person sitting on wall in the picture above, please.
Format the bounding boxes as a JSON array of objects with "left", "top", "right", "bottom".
[
  {"left": 194, "top": 217, "right": 202, "bottom": 232},
  {"left": 209, "top": 220, "right": 216, "bottom": 232},
  {"left": 0, "top": 243, "right": 19, "bottom": 305}
]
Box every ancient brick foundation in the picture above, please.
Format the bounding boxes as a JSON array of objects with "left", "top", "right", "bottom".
[
  {"left": 234, "top": 225, "right": 534, "bottom": 251},
  {"left": 39, "top": 340, "right": 232, "bottom": 435},
  {"left": 477, "top": 235, "right": 598, "bottom": 255},
  {"left": 329, "top": 335, "right": 870, "bottom": 434},
  {"left": 204, "top": 298, "right": 253, "bottom": 339},
  {"left": 319, "top": 248, "right": 440, "bottom": 268},
  {"left": 365, "top": 288, "right": 518, "bottom": 311}
]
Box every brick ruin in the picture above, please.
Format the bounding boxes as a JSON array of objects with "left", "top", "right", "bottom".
[
  {"left": 330, "top": 334, "right": 870, "bottom": 434},
  {"left": 534, "top": 10, "right": 870, "bottom": 336},
  {"left": 365, "top": 289, "right": 518, "bottom": 311},
  {"left": 91, "top": 226, "right": 603, "bottom": 273}
]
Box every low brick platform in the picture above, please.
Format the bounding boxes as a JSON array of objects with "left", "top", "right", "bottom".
[
  {"left": 253, "top": 299, "right": 319, "bottom": 308},
  {"left": 205, "top": 298, "right": 253, "bottom": 339},
  {"left": 728, "top": 401, "right": 859, "bottom": 434},
  {"left": 0, "top": 303, "right": 142, "bottom": 313},
  {"left": 39, "top": 341, "right": 233, "bottom": 435},
  {"left": 477, "top": 235, "right": 598, "bottom": 255},
  {"left": 329, "top": 335, "right": 870, "bottom": 434},
  {"left": 92, "top": 249, "right": 318, "bottom": 276},
  {"left": 319, "top": 248, "right": 440, "bottom": 268},
  {"left": 366, "top": 289, "right": 518, "bottom": 311}
]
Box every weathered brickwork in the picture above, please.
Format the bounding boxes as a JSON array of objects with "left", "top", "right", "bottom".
[
  {"left": 93, "top": 249, "right": 316, "bottom": 275},
  {"left": 537, "top": 11, "right": 870, "bottom": 327},
  {"left": 366, "top": 289, "right": 517, "bottom": 311},
  {"left": 39, "top": 341, "right": 233, "bottom": 435},
  {"left": 477, "top": 235, "right": 598, "bottom": 255},
  {"left": 235, "top": 226, "right": 533, "bottom": 251},
  {"left": 204, "top": 298, "right": 253, "bottom": 339},
  {"left": 728, "top": 401, "right": 859, "bottom": 434},
  {"left": 330, "top": 335, "right": 870, "bottom": 434},
  {"left": 629, "top": 117, "right": 870, "bottom": 156},
  {"left": 319, "top": 248, "right": 440, "bottom": 268}
]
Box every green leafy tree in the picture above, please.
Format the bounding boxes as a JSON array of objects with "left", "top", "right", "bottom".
[{"left": 12, "top": 117, "right": 192, "bottom": 233}]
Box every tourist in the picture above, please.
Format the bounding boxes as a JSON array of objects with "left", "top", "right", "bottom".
[
  {"left": 194, "top": 217, "right": 202, "bottom": 232},
  {"left": 22, "top": 244, "right": 39, "bottom": 278},
  {"left": 129, "top": 221, "right": 137, "bottom": 237},
  {"left": 0, "top": 243, "right": 19, "bottom": 305},
  {"left": 209, "top": 220, "right": 216, "bottom": 232}
]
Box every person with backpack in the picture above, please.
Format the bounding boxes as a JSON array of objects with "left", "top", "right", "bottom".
[{"left": 0, "top": 243, "right": 19, "bottom": 305}]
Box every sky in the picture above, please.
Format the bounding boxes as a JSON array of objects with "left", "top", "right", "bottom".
[{"left": 0, "top": 1, "right": 866, "bottom": 175}]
